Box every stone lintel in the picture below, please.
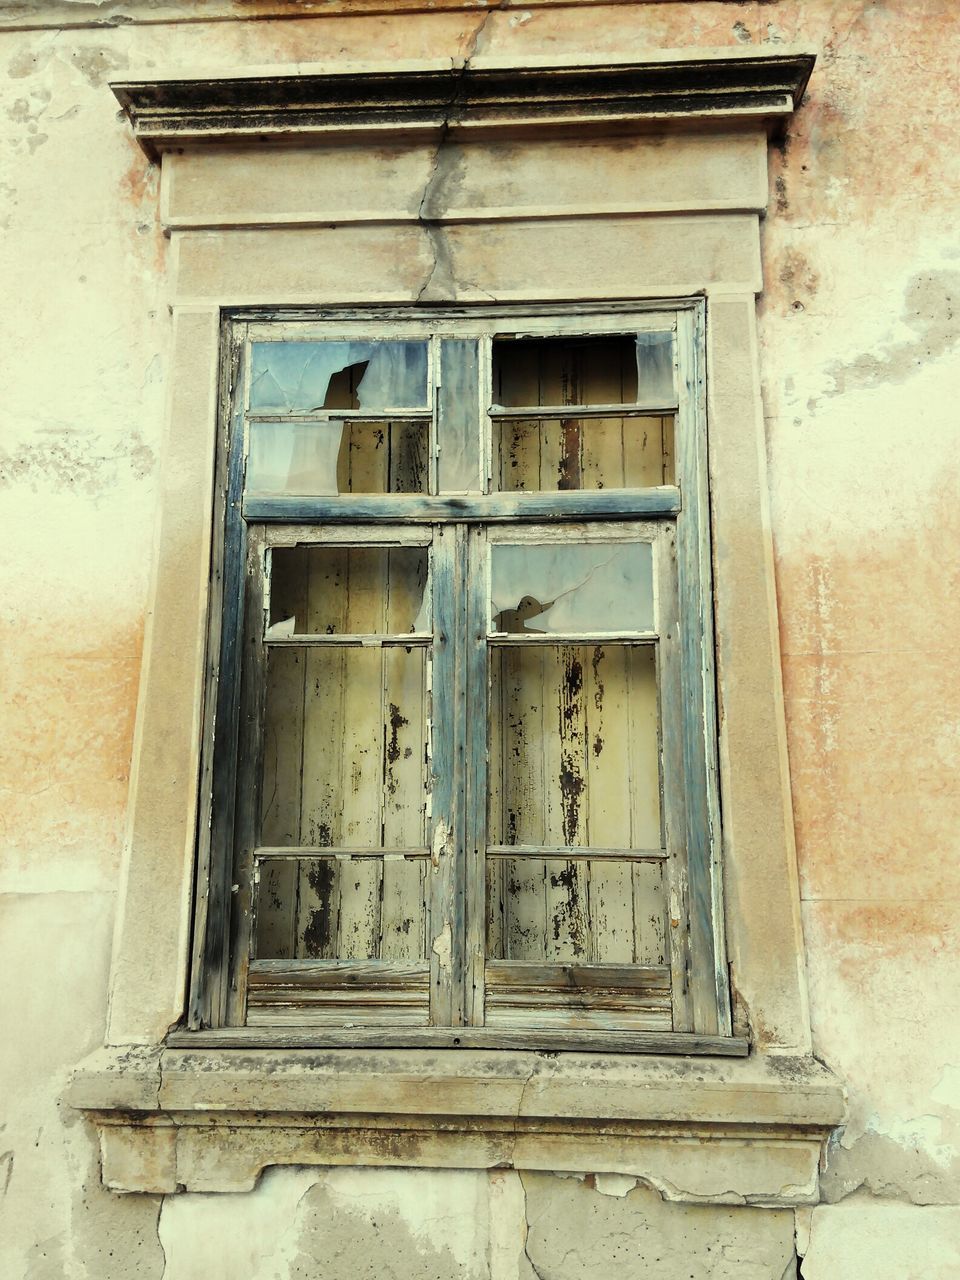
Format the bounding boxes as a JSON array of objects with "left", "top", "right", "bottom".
[{"left": 112, "top": 52, "right": 816, "bottom": 159}]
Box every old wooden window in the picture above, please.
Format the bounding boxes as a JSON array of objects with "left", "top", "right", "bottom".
[{"left": 190, "top": 303, "right": 731, "bottom": 1051}]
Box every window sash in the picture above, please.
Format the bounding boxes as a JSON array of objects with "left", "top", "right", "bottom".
[{"left": 188, "top": 304, "right": 729, "bottom": 1043}]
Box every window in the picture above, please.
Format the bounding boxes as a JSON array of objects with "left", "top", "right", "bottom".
[
  {"left": 72, "top": 53, "right": 844, "bottom": 1197},
  {"left": 189, "top": 303, "right": 732, "bottom": 1050}
]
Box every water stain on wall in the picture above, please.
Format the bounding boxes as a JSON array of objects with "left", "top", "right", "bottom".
[{"left": 821, "top": 270, "right": 959, "bottom": 398}]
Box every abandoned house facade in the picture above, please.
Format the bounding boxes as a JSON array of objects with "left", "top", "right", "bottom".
[{"left": 2, "top": 1, "right": 959, "bottom": 1277}]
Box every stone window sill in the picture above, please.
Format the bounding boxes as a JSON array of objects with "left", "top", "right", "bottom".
[{"left": 68, "top": 1045, "right": 844, "bottom": 1203}]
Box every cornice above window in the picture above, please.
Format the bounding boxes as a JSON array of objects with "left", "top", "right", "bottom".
[{"left": 112, "top": 51, "right": 816, "bottom": 160}]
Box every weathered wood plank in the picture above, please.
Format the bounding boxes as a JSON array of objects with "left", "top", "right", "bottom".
[
  {"left": 189, "top": 324, "right": 247, "bottom": 1029},
  {"left": 486, "top": 845, "right": 665, "bottom": 862},
  {"left": 169, "top": 1026, "right": 750, "bottom": 1056},
  {"left": 624, "top": 645, "right": 668, "bottom": 968},
  {"left": 381, "top": 541, "right": 429, "bottom": 961},
  {"left": 263, "top": 524, "right": 432, "bottom": 549},
  {"left": 483, "top": 1007, "right": 672, "bottom": 1032},
  {"left": 255, "top": 846, "right": 429, "bottom": 860},
  {"left": 490, "top": 400, "right": 679, "bottom": 420},
  {"left": 297, "top": 548, "right": 347, "bottom": 960},
  {"left": 256, "top": 544, "right": 308, "bottom": 960},
  {"left": 243, "top": 488, "right": 681, "bottom": 523},
  {"left": 226, "top": 523, "right": 271, "bottom": 1022},
  {"left": 585, "top": 645, "right": 636, "bottom": 964},
  {"left": 248, "top": 409, "right": 430, "bottom": 423},
  {"left": 249, "top": 988, "right": 428, "bottom": 1007},
  {"left": 335, "top": 547, "right": 387, "bottom": 959},
  {"left": 675, "top": 305, "right": 727, "bottom": 1034},
  {"left": 427, "top": 525, "right": 462, "bottom": 1024},
  {"left": 247, "top": 1007, "right": 429, "bottom": 1028},
  {"left": 487, "top": 633, "right": 658, "bottom": 646},
  {"left": 497, "top": 650, "right": 548, "bottom": 962},
  {"left": 485, "top": 962, "right": 669, "bottom": 991},
  {"left": 249, "top": 960, "right": 428, "bottom": 985},
  {"left": 542, "top": 649, "right": 591, "bottom": 962},
  {"left": 463, "top": 530, "right": 488, "bottom": 1024},
  {"left": 265, "top": 633, "right": 431, "bottom": 647}
]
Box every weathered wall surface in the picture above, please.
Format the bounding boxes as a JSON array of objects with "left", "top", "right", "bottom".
[{"left": 1, "top": 2, "right": 957, "bottom": 1276}]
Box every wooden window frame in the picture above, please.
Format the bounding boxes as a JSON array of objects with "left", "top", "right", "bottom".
[{"left": 185, "top": 300, "right": 740, "bottom": 1054}]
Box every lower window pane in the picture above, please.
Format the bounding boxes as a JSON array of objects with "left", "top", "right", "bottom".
[
  {"left": 247, "top": 419, "right": 428, "bottom": 495},
  {"left": 489, "top": 644, "right": 661, "bottom": 849},
  {"left": 485, "top": 856, "right": 666, "bottom": 965},
  {"left": 260, "top": 646, "right": 428, "bottom": 849},
  {"left": 255, "top": 855, "right": 428, "bottom": 961}
]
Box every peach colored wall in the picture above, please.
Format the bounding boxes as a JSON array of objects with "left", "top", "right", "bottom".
[{"left": 1, "top": 3, "right": 958, "bottom": 1277}]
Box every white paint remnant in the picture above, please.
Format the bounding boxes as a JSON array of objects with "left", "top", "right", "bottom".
[
  {"left": 593, "top": 1173, "right": 639, "bottom": 1198},
  {"left": 431, "top": 816, "right": 451, "bottom": 868},
  {"left": 432, "top": 920, "right": 452, "bottom": 970}
]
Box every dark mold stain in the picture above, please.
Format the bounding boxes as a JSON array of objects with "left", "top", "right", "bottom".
[{"left": 302, "top": 860, "right": 336, "bottom": 957}]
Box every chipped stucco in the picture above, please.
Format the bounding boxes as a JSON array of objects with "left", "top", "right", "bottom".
[{"left": 1, "top": 2, "right": 958, "bottom": 1277}]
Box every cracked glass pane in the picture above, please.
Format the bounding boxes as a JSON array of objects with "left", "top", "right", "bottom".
[
  {"left": 266, "top": 545, "right": 430, "bottom": 636},
  {"left": 250, "top": 340, "right": 429, "bottom": 412},
  {"left": 247, "top": 419, "right": 429, "bottom": 495},
  {"left": 634, "top": 331, "right": 676, "bottom": 405},
  {"left": 490, "top": 542, "right": 654, "bottom": 634},
  {"left": 259, "top": 645, "right": 429, "bottom": 853}
]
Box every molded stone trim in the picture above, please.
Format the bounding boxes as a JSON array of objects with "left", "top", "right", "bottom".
[
  {"left": 111, "top": 52, "right": 816, "bottom": 159},
  {"left": 68, "top": 1046, "right": 844, "bottom": 1198}
]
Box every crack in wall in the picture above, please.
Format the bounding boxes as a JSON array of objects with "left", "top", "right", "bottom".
[
  {"left": 156, "top": 1196, "right": 168, "bottom": 1280},
  {"left": 415, "top": 2, "right": 505, "bottom": 304},
  {"left": 517, "top": 1171, "right": 547, "bottom": 1280}
]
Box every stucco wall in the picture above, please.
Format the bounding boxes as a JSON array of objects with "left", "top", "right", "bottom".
[{"left": 1, "top": 2, "right": 958, "bottom": 1277}]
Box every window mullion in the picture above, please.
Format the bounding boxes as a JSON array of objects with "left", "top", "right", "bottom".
[{"left": 427, "top": 523, "right": 466, "bottom": 1025}]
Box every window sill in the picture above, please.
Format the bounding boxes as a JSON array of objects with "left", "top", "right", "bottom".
[{"left": 68, "top": 1044, "right": 844, "bottom": 1202}]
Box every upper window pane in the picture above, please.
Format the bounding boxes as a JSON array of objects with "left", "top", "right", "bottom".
[
  {"left": 490, "top": 541, "right": 654, "bottom": 634},
  {"left": 250, "top": 340, "right": 430, "bottom": 412},
  {"left": 492, "top": 333, "right": 675, "bottom": 408}
]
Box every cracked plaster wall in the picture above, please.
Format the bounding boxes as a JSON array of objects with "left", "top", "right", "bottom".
[{"left": 1, "top": 2, "right": 958, "bottom": 1277}]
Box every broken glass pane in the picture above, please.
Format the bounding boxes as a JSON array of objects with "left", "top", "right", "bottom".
[
  {"left": 490, "top": 542, "right": 654, "bottom": 634},
  {"left": 259, "top": 645, "right": 429, "bottom": 849},
  {"left": 635, "top": 331, "right": 676, "bottom": 405},
  {"left": 489, "top": 644, "right": 661, "bottom": 851},
  {"left": 485, "top": 856, "right": 666, "bottom": 969},
  {"left": 493, "top": 335, "right": 638, "bottom": 408},
  {"left": 254, "top": 855, "right": 428, "bottom": 962},
  {"left": 247, "top": 419, "right": 428, "bottom": 495},
  {"left": 492, "top": 332, "right": 677, "bottom": 409},
  {"left": 250, "top": 340, "right": 429, "bottom": 412},
  {"left": 267, "top": 545, "right": 430, "bottom": 636},
  {"left": 494, "top": 414, "right": 675, "bottom": 492}
]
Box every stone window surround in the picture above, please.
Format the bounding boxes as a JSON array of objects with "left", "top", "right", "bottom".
[{"left": 67, "top": 49, "right": 845, "bottom": 1199}]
